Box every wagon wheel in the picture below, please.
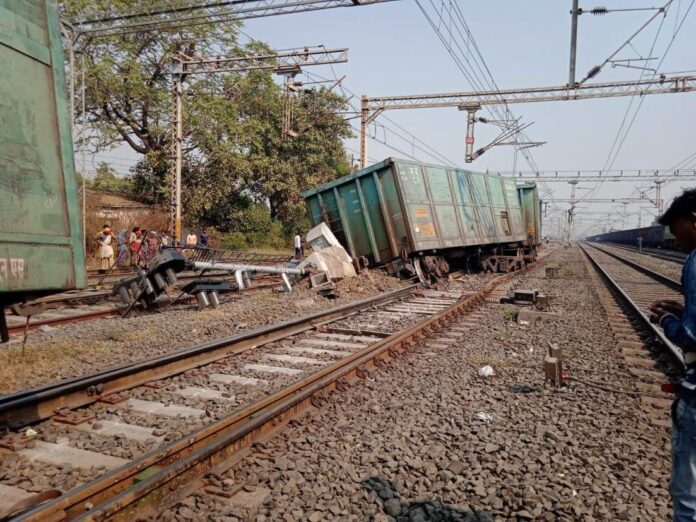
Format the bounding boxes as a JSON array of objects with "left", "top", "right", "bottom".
[
  {"left": 413, "top": 258, "right": 432, "bottom": 287},
  {"left": 467, "top": 252, "right": 484, "bottom": 274}
]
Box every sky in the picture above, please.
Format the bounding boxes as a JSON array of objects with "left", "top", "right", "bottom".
[{"left": 90, "top": 0, "right": 696, "bottom": 237}]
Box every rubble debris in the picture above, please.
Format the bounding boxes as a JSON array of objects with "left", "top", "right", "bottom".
[
  {"left": 300, "top": 223, "right": 357, "bottom": 281},
  {"left": 477, "top": 365, "right": 495, "bottom": 378},
  {"left": 473, "top": 411, "right": 494, "bottom": 423}
]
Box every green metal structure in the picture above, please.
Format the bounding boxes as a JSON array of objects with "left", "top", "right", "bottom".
[
  {"left": 303, "top": 158, "right": 538, "bottom": 275},
  {"left": 517, "top": 183, "right": 542, "bottom": 247},
  {"left": 0, "top": 1, "right": 86, "bottom": 312}
]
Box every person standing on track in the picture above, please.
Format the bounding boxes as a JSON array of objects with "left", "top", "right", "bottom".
[
  {"left": 294, "top": 232, "right": 303, "bottom": 259},
  {"left": 650, "top": 188, "right": 696, "bottom": 521},
  {"left": 96, "top": 224, "right": 115, "bottom": 274}
]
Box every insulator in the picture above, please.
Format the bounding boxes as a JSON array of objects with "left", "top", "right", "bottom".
[
  {"left": 586, "top": 65, "right": 602, "bottom": 79},
  {"left": 195, "top": 291, "right": 210, "bottom": 310},
  {"left": 153, "top": 272, "right": 168, "bottom": 290},
  {"left": 591, "top": 7, "right": 608, "bottom": 15}
]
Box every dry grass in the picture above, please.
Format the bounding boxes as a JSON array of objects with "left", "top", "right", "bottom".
[{"left": 0, "top": 339, "right": 113, "bottom": 393}]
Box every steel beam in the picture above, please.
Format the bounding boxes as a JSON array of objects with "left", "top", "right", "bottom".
[
  {"left": 172, "top": 48, "right": 348, "bottom": 75},
  {"left": 364, "top": 75, "right": 696, "bottom": 111}
]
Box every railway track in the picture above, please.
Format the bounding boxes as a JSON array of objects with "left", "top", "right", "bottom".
[
  {"left": 4, "top": 274, "right": 283, "bottom": 337},
  {"left": 581, "top": 244, "right": 685, "bottom": 372},
  {"left": 0, "top": 257, "right": 546, "bottom": 521}
]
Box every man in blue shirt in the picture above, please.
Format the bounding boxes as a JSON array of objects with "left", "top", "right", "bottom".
[{"left": 650, "top": 189, "right": 696, "bottom": 521}]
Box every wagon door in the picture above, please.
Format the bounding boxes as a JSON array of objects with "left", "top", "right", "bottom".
[
  {"left": 0, "top": 0, "right": 86, "bottom": 299},
  {"left": 468, "top": 173, "right": 497, "bottom": 244}
]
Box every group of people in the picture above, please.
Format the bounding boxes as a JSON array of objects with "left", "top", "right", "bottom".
[
  {"left": 96, "top": 225, "right": 213, "bottom": 273},
  {"left": 96, "top": 224, "right": 170, "bottom": 272}
]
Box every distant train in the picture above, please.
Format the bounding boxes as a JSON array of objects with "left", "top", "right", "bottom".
[
  {"left": 302, "top": 158, "right": 541, "bottom": 280},
  {"left": 585, "top": 225, "right": 675, "bottom": 249}
]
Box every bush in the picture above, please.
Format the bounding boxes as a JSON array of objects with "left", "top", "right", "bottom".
[{"left": 220, "top": 232, "right": 248, "bottom": 251}]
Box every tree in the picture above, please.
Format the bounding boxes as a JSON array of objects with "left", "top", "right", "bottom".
[
  {"left": 89, "top": 161, "right": 135, "bottom": 195},
  {"left": 62, "top": 0, "right": 352, "bottom": 235}
]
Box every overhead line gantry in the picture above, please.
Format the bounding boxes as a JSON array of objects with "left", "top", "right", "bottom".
[{"left": 360, "top": 74, "right": 696, "bottom": 167}]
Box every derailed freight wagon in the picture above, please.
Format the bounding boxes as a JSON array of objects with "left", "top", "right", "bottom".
[
  {"left": 302, "top": 158, "right": 541, "bottom": 279},
  {"left": 0, "top": 1, "right": 86, "bottom": 341}
]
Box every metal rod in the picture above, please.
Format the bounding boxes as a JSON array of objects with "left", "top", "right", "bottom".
[{"left": 193, "top": 261, "right": 304, "bottom": 275}]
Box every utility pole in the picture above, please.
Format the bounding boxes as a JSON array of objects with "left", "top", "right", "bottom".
[
  {"left": 569, "top": 0, "right": 580, "bottom": 86},
  {"left": 171, "top": 73, "right": 183, "bottom": 243},
  {"left": 567, "top": 180, "right": 578, "bottom": 243}
]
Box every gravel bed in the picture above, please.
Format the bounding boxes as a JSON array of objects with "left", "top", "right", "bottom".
[
  {"left": 595, "top": 243, "right": 683, "bottom": 281},
  {"left": 0, "top": 270, "right": 409, "bottom": 394},
  {"left": 162, "top": 246, "right": 671, "bottom": 521}
]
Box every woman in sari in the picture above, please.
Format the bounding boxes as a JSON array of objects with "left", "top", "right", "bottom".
[{"left": 117, "top": 229, "right": 129, "bottom": 267}]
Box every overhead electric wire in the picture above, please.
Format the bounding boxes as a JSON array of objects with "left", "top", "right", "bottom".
[
  {"left": 603, "top": 0, "right": 693, "bottom": 172},
  {"left": 303, "top": 69, "right": 460, "bottom": 167},
  {"left": 415, "top": 0, "right": 543, "bottom": 178}
]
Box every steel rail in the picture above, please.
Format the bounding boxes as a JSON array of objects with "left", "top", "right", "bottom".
[
  {"left": 584, "top": 242, "right": 682, "bottom": 291},
  {"left": 5, "top": 279, "right": 281, "bottom": 336},
  {"left": 14, "top": 261, "right": 541, "bottom": 522},
  {"left": 0, "top": 285, "right": 418, "bottom": 429},
  {"left": 579, "top": 242, "right": 685, "bottom": 368}
]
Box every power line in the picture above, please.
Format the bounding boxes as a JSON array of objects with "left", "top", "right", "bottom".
[
  {"left": 604, "top": 0, "right": 694, "bottom": 171},
  {"left": 415, "top": 0, "right": 541, "bottom": 172},
  {"left": 304, "top": 69, "right": 459, "bottom": 167}
]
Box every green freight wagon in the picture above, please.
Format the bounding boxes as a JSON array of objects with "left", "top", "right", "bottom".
[
  {"left": 302, "top": 158, "right": 540, "bottom": 279},
  {"left": 0, "top": 1, "right": 86, "bottom": 340}
]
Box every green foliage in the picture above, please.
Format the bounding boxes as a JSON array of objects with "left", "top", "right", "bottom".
[
  {"left": 62, "top": 0, "right": 352, "bottom": 240},
  {"left": 502, "top": 307, "right": 519, "bottom": 321},
  {"left": 88, "top": 162, "right": 136, "bottom": 195}
]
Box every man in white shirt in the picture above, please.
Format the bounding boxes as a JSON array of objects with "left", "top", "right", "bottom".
[{"left": 294, "top": 233, "right": 303, "bottom": 259}]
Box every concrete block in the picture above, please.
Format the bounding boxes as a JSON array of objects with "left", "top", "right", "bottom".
[
  {"left": 243, "top": 364, "right": 302, "bottom": 376},
  {"left": 544, "top": 356, "right": 563, "bottom": 386},
  {"left": 265, "top": 354, "right": 327, "bottom": 366},
  {"left": 306, "top": 222, "right": 342, "bottom": 251},
  {"left": 173, "top": 386, "right": 235, "bottom": 401},
  {"left": 209, "top": 374, "right": 267, "bottom": 386},
  {"left": 19, "top": 441, "right": 129, "bottom": 470},
  {"left": 70, "top": 419, "right": 163, "bottom": 443},
  {"left": 120, "top": 399, "right": 204, "bottom": 418},
  {"left": 284, "top": 346, "right": 347, "bottom": 358}
]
